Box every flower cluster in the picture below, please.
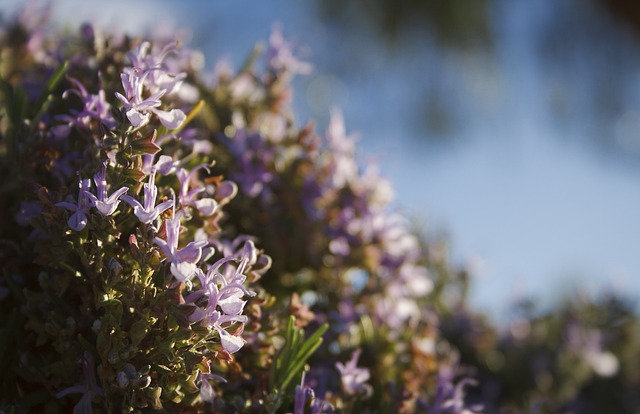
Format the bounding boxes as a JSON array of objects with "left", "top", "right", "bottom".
[{"left": 1, "top": 5, "right": 639, "bottom": 414}]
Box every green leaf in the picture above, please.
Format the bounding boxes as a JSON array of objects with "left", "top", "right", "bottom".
[
  {"left": 31, "top": 61, "right": 68, "bottom": 121},
  {"left": 130, "top": 318, "right": 150, "bottom": 347},
  {"left": 0, "top": 74, "right": 28, "bottom": 153},
  {"left": 143, "top": 386, "right": 163, "bottom": 409},
  {"left": 268, "top": 316, "right": 329, "bottom": 399},
  {"left": 104, "top": 299, "right": 124, "bottom": 324}
]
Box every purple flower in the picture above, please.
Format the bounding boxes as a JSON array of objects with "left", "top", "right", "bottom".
[
  {"left": 198, "top": 372, "right": 227, "bottom": 403},
  {"left": 187, "top": 248, "right": 256, "bottom": 354},
  {"left": 422, "top": 370, "right": 483, "bottom": 414},
  {"left": 115, "top": 70, "right": 185, "bottom": 129},
  {"left": 56, "top": 352, "right": 103, "bottom": 414},
  {"left": 294, "top": 372, "right": 334, "bottom": 414},
  {"left": 335, "top": 349, "right": 371, "bottom": 397},
  {"left": 120, "top": 169, "right": 173, "bottom": 224},
  {"left": 154, "top": 210, "right": 208, "bottom": 282},
  {"left": 127, "top": 41, "right": 187, "bottom": 96},
  {"left": 326, "top": 109, "right": 358, "bottom": 188},
  {"left": 84, "top": 162, "right": 129, "bottom": 217},
  {"left": 176, "top": 165, "right": 218, "bottom": 216},
  {"left": 154, "top": 154, "right": 180, "bottom": 176},
  {"left": 55, "top": 177, "right": 92, "bottom": 231},
  {"left": 266, "top": 25, "right": 312, "bottom": 76},
  {"left": 63, "top": 77, "right": 115, "bottom": 127}
]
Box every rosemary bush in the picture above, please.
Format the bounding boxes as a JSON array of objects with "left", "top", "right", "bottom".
[{"left": 0, "top": 5, "right": 638, "bottom": 414}]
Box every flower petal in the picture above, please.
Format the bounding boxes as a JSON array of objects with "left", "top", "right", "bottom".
[
  {"left": 219, "top": 296, "right": 246, "bottom": 316},
  {"left": 152, "top": 108, "right": 186, "bottom": 130},
  {"left": 170, "top": 261, "right": 197, "bottom": 282},
  {"left": 194, "top": 198, "right": 218, "bottom": 216},
  {"left": 200, "top": 377, "right": 216, "bottom": 403},
  {"left": 126, "top": 108, "right": 150, "bottom": 128},
  {"left": 217, "top": 328, "right": 245, "bottom": 354},
  {"left": 68, "top": 210, "right": 88, "bottom": 231}
]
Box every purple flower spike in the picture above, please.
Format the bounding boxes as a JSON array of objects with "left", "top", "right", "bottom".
[
  {"left": 85, "top": 162, "right": 129, "bottom": 217},
  {"left": 121, "top": 169, "right": 173, "bottom": 224},
  {"left": 154, "top": 210, "right": 208, "bottom": 282},
  {"left": 188, "top": 252, "right": 257, "bottom": 354},
  {"left": 55, "top": 177, "right": 92, "bottom": 231}
]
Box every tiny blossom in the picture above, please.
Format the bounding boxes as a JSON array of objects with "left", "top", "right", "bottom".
[
  {"left": 335, "top": 349, "right": 371, "bottom": 397},
  {"left": 154, "top": 210, "right": 208, "bottom": 282},
  {"left": 188, "top": 249, "right": 256, "bottom": 354},
  {"left": 176, "top": 165, "right": 218, "bottom": 216},
  {"left": 120, "top": 169, "right": 173, "bottom": 224},
  {"left": 266, "top": 25, "right": 312, "bottom": 76},
  {"left": 115, "top": 70, "right": 185, "bottom": 129},
  {"left": 198, "top": 372, "right": 227, "bottom": 403},
  {"left": 419, "top": 359, "right": 483, "bottom": 414},
  {"left": 294, "top": 373, "right": 334, "bottom": 414},
  {"left": 212, "top": 180, "right": 238, "bottom": 206},
  {"left": 55, "top": 352, "right": 103, "bottom": 414},
  {"left": 55, "top": 77, "right": 115, "bottom": 136},
  {"left": 113, "top": 40, "right": 188, "bottom": 129},
  {"left": 55, "top": 177, "right": 92, "bottom": 231},
  {"left": 154, "top": 154, "right": 180, "bottom": 176},
  {"left": 326, "top": 109, "right": 358, "bottom": 188},
  {"left": 126, "top": 40, "right": 187, "bottom": 95},
  {"left": 84, "top": 162, "right": 129, "bottom": 217}
]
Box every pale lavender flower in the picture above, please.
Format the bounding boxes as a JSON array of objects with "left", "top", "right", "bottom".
[
  {"left": 115, "top": 70, "right": 185, "bottom": 129},
  {"left": 55, "top": 77, "right": 115, "bottom": 136},
  {"left": 266, "top": 25, "right": 312, "bottom": 76},
  {"left": 326, "top": 109, "right": 358, "bottom": 188},
  {"left": 176, "top": 165, "right": 218, "bottom": 216},
  {"left": 127, "top": 41, "right": 187, "bottom": 95},
  {"left": 294, "top": 372, "right": 334, "bottom": 414},
  {"left": 84, "top": 162, "right": 129, "bottom": 217},
  {"left": 56, "top": 352, "right": 103, "bottom": 414},
  {"left": 335, "top": 349, "right": 371, "bottom": 397},
  {"left": 141, "top": 145, "right": 179, "bottom": 175},
  {"left": 198, "top": 372, "right": 227, "bottom": 403},
  {"left": 154, "top": 154, "right": 180, "bottom": 176},
  {"left": 421, "top": 368, "right": 483, "bottom": 414},
  {"left": 187, "top": 248, "right": 256, "bottom": 354},
  {"left": 120, "top": 169, "right": 173, "bottom": 224},
  {"left": 55, "top": 177, "right": 92, "bottom": 231},
  {"left": 154, "top": 210, "right": 208, "bottom": 282},
  {"left": 212, "top": 180, "right": 238, "bottom": 206}
]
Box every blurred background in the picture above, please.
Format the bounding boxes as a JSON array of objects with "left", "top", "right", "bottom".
[{"left": 3, "top": 0, "right": 640, "bottom": 322}]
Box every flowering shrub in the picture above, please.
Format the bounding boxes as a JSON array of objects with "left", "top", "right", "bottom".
[{"left": 0, "top": 5, "right": 639, "bottom": 414}]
